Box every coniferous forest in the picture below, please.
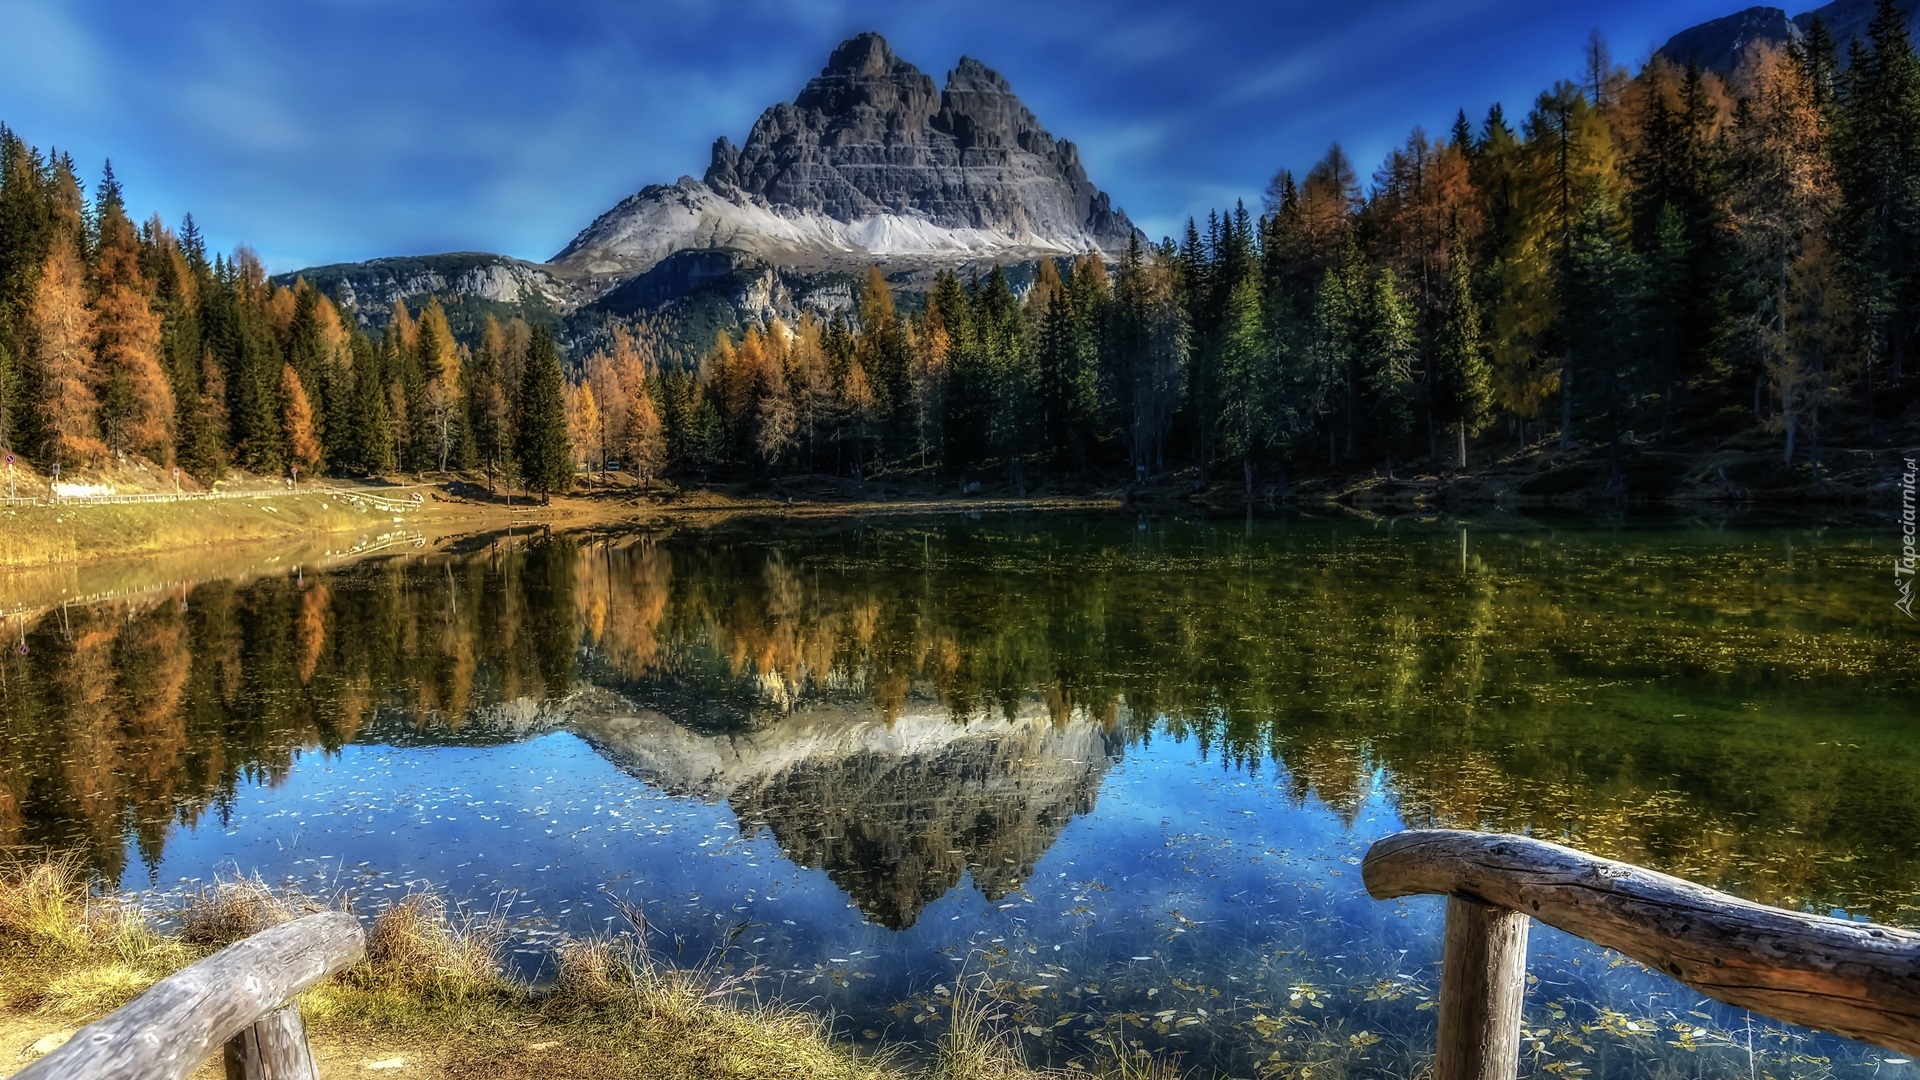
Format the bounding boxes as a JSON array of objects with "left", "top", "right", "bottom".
[{"left": 2, "top": 10, "right": 1918, "bottom": 501}]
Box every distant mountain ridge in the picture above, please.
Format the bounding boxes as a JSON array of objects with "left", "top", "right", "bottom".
[
  {"left": 1658, "top": 0, "right": 1917, "bottom": 73},
  {"left": 285, "top": 32, "right": 1137, "bottom": 339}
]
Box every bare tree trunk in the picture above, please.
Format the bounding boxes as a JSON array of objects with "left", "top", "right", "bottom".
[
  {"left": 1559, "top": 359, "right": 1574, "bottom": 451},
  {"left": 1458, "top": 422, "right": 1468, "bottom": 470},
  {"left": 1781, "top": 383, "right": 1797, "bottom": 466}
]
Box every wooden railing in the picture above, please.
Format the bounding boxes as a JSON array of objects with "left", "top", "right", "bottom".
[
  {"left": 1364, "top": 830, "right": 1920, "bottom": 1080},
  {"left": 15, "top": 912, "right": 364, "bottom": 1080}
]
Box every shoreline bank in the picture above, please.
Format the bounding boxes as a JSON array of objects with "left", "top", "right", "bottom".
[{"left": 4, "top": 439, "right": 1910, "bottom": 613}]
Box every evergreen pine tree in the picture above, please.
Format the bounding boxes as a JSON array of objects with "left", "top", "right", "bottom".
[
  {"left": 516, "top": 325, "right": 571, "bottom": 503},
  {"left": 937, "top": 273, "right": 988, "bottom": 476},
  {"left": 0, "top": 128, "right": 55, "bottom": 361},
  {"left": 229, "top": 274, "right": 286, "bottom": 473},
  {"left": 1833, "top": 0, "right": 1920, "bottom": 388},
  {"left": 470, "top": 319, "right": 512, "bottom": 493},
  {"left": 0, "top": 337, "right": 16, "bottom": 454},
  {"left": 1217, "top": 272, "right": 1271, "bottom": 492},
  {"left": 1361, "top": 268, "right": 1418, "bottom": 468},
  {"left": 413, "top": 298, "right": 463, "bottom": 471},
  {"left": 353, "top": 333, "right": 396, "bottom": 475},
  {"left": 978, "top": 266, "right": 1036, "bottom": 491},
  {"left": 1433, "top": 227, "right": 1494, "bottom": 468}
]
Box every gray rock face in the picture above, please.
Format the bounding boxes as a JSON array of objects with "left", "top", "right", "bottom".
[
  {"left": 551, "top": 32, "right": 1138, "bottom": 278},
  {"left": 704, "top": 33, "right": 1132, "bottom": 250},
  {"left": 285, "top": 253, "right": 593, "bottom": 324},
  {"left": 588, "top": 248, "right": 855, "bottom": 329},
  {"left": 1658, "top": 6, "right": 1801, "bottom": 74},
  {"left": 1659, "top": 0, "right": 1918, "bottom": 73}
]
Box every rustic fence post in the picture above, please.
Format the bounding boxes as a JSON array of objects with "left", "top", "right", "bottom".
[
  {"left": 16, "top": 911, "right": 361, "bottom": 1080},
  {"left": 223, "top": 1001, "right": 318, "bottom": 1080},
  {"left": 1435, "top": 895, "right": 1530, "bottom": 1080},
  {"left": 1359, "top": 829, "right": 1920, "bottom": 1070}
]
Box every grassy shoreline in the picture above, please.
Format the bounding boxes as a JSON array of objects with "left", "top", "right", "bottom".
[
  {"left": 3, "top": 443, "right": 1901, "bottom": 614},
  {"left": 0, "top": 861, "right": 1169, "bottom": 1080},
  {"left": 5, "top": 431, "right": 1911, "bottom": 574}
]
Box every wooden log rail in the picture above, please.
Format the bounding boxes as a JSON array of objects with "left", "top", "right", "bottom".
[
  {"left": 14, "top": 911, "right": 364, "bottom": 1080},
  {"left": 1363, "top": 829, "right": 1920, "bottom": 1080}
]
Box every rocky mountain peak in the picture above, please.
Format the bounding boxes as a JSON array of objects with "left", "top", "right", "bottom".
[
  {"left": 946, "top": 56, "right": 1014, "bottom": 96},
  {"left": 1659, "top": 0, "right": 1917, "bottom": 73},
  {"left": 689, "top": 32, "right": 1134, "bottom": 257},
  {"left": 820, "top": 30, "right": 908, "bottom": 79},
  {"left": 1659, "top": 6, "right": 1800, "bottom": 74}
]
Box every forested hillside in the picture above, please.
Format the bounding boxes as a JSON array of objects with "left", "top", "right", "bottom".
[{"left": 1, "top": 5, "right": 1916, "bottom": 502}]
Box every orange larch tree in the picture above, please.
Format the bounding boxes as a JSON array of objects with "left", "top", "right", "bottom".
[
  {"left": 92, "top": 202, "right": 172, "bottom": 460},
  {"left": 31, "top": 240, "right": 101, "bottom": 469}
]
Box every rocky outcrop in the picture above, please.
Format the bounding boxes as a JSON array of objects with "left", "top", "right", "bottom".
[
  {"left": 1659, "top": 0, "right": 1916, "bottom": 74},
  {"left": 585, "top": 248, "right": 857, "bottom": 327},
  {"left": 709, "top": 36, "right": 1131, "bottom": 249},
  {"left": 286, "top": 253, "right": 597, "bottom": 322},
  {"left": 1658, "top": 6, "right": 1802, "bottom": 74}
]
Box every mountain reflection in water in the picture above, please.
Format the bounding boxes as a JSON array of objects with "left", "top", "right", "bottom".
[
  {"left": 0, "top": 515, "right": 1914, "bottom": 1078},
  {"left": 569, "top": 688, "right": 1123, "bottom": 929}
]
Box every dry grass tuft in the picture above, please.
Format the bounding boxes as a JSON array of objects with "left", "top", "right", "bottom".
[
  {"left": 178, "top": 874, "right": 324, "bottom": 948},
  {"left": 0, "top": 857, "right": 94, "bottom": 950},
  {"left": 357, "top": 891, "right": 510, "bottom": 1003},
  {"left": 0, "top": 856, "right": 169, "bottom": 962},
  {"left": 550, "top": 936, "right": 630, "bottom": 1008},
  {"left": 1086, "top": 1038, "right": 1187, "bottom": 1080},
  {"left": 0, "top": 857, "right": 187, "bottom": 1019},
  {"left": 926, "top": 976, "right": 1034, "bottom": 1080}
]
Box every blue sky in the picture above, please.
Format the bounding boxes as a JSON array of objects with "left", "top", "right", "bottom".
[{"left": 0, "top": 0, "right": 1758, "bottom": 273}]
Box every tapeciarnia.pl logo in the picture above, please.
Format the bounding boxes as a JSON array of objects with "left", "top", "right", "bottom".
[{"left": 1900, "top": 457, "right": 1918, "bottom": 620}]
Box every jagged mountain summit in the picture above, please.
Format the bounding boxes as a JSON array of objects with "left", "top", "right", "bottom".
[
  {"left": 552, "top": 32, "right": 1136, "bottom": 277},
  {"left": 1658, "top": 0, "right": 1917, "bottom": 73},
  {"left": 287, "top": 33, "right": 1137, "bottom": 333}
]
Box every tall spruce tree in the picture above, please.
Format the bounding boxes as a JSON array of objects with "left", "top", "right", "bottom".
[
  {"left": 1217, "top": 271, "right": 1271, "bottom": 492},
  {"left": 1361, "top": 268, "right": 1418, "bottom": 470},
  {"left": 1433, "top": 227, "right": 1494, "bottom": 468},
  {"left": 1833, "top": 0, "right": 1920, "bottom": 392},
  {"left": 516, "top": 325, "right": 571, "bottom": 503},
  {"left": 0, "top": 337, "right": 17, "bottom": 454},
  {"left": 351, "top": 331, "right": 395, "bottom": 475}
]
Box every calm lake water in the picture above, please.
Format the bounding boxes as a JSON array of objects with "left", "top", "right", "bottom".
[{"left": 1, "top": 514, "right": 1914, "bottom": 1078}]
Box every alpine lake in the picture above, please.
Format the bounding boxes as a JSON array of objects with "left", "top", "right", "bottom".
[{"left": 1, "top": 511, "right": 1914, "bottom": 1079}]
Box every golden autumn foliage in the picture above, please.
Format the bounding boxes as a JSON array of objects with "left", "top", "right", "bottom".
[
  {"left": 281, "top": 364, "right": 321, "bottom": 472},
  {"left": 30, "top": 241, "right": 101, "bottom": 467},
  {"left": 91, "top": 206, "right": 173, "bottom": 459}
]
